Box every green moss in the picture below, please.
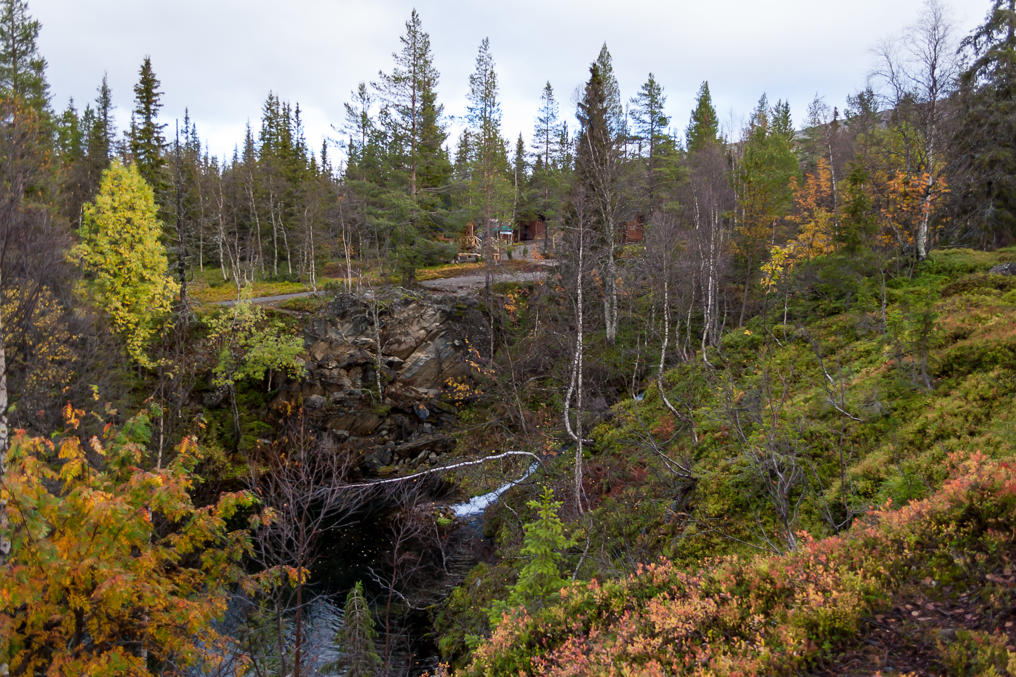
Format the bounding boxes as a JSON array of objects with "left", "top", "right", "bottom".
[{"left": 442, "top": 248, "right": 1016, "bottom": 671}]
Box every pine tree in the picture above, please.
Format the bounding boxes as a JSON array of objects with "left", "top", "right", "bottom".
[
  {"left": 129, "top": 56, "right": 166, "bottom": 195},
  {"left": 378, "top": 9, "right": 448, "bottom": 205},
  {"left": 630, "top": 73, "right": 670, "bottom": 209},
  {"left": 342, "top": 81, "right": 374, "bottom": 173},
  {"left": 686, "top": 81, "right": 719, "bottom": 153},
  {"left": 466, "top": 37, "right": 510, "bottom": 298},
  {"left": 0, "top": 0, "right": 48, "bottom": 112}
]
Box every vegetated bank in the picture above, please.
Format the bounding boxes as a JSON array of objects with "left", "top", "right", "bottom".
[{"left": 437, "top": 248, "right": 1016, "bottom": 675}]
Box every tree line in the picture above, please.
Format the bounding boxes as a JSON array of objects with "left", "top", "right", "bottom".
[{"left": 2, "top": 0, "right": 1016, "bottom": 671}]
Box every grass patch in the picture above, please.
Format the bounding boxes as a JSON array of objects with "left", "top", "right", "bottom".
[{"left": 188, "top": 267, "right": 309, "bottom": 304}]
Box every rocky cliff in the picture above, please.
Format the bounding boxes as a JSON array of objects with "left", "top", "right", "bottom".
[{"left": 275, "top": 289, "right": 489, "bottom": 473}]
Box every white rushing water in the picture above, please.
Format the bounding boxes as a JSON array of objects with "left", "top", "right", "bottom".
[
  {"left": 450, "top": 461, "right": 539, "bottom": 518},
  {"left": 296, "top": 597, "right": 346, "bottom": 675}
]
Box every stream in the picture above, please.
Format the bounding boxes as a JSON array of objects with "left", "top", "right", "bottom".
[
  {"left": 196, "top": 458, "right": 539, "bottom": 675},
  {"left": 450, "top": 461, "right": 539, "bottom": 519}
]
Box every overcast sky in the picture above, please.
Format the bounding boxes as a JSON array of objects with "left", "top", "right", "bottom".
[{"left": 32, "top": 0, "right": 986, "bottom": 165}]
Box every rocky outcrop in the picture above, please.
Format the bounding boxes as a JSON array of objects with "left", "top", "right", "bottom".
[
  {"left": 275, "top": 289, "right": 489, "bottom": 472},
  {"left": 989, "top": 261, "right": 1016, "bottom": 276}
]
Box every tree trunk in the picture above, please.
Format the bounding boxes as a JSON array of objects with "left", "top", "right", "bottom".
[
  {"left": 304, "top": 206, "right": 316, "bottom": 292},
  {"left": 293, "top": 582, "right": 303, "bottom": 677},
  {"left": 0, "top": 267, "right": 9, "bottom": 571},
  {"left": 564, "top": 213, "right": 586, "bottom": 513}
]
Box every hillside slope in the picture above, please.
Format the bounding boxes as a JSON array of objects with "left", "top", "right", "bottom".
[{"left": 452, "top": 248, "right": 1016, "bottom": 675}]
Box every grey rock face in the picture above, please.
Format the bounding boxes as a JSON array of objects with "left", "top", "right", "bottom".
[{"left": 277, "top": 288, "right": 489, "bottom": 471}]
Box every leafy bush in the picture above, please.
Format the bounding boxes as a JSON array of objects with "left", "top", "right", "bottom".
[{"left": 465, "top": 455, "right": 1016, "bottom": 676}]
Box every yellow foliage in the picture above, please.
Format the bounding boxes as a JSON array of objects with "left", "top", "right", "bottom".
[
  {"left": 71, "top": 160, "right": 177, "bottom": 368},
  {"left": 1, "top": 284, "right": 76, "bottom": 399},
  {"left": 878, "top": 170, "right": 948, "bottom": 250}
]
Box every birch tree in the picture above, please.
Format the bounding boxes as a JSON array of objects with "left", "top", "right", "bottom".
[{"left": 873, "top": 0, "right": 959, "bottom": 259}]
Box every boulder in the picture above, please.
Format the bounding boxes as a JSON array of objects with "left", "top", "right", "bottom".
[
  {"left": 304, "top": 394, "right": 326, "bottom": 410},
  {"left": 394, "top": 434, "right": 455, "bottom": 459},
  {"left": 989, "top": 262, "right": 1016, "bottom": 276},
  {"left": 363, "top": 446, "right": 393, "bottom": 472}
]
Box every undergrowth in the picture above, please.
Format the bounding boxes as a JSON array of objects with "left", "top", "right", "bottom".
[{"left": 442, "top": 248, "right": 1016, "bottom": 674}]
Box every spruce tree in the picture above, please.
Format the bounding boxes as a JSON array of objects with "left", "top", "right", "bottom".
[
  {"left": 466, "top": 37, "right": 510, "bottom": 298},
  {"left": 0, "top": 0, "right": 58, "bottom": 517},
  {"left": 950, "top": 0, "right": 1016, "bottom": 246},
  {"left": 575, "top": 61, "right": 622, "bottom": 343},
  {"left": 594, "top": 43, "right": 624, "bottom": 143},
  {"left": 487, "top": 487, "right": 575, "bottom": 626},
  {"left": 93, "top": 74, "right": 114, "bottom": 161},
  {"left": 532, "top": 82, "right": 560, "bottom": 170},
  {"left": 529, "top": 82, "right": 566, "bottom": 240},
  {"left": 56, "top": 98, "right": 91, "bottom": 226},
  {"left": 81, "top": 75, "right": 115, "bottom": 200},
  {"left": 416, "top": 72, "right": 452, "bottom": 229},
  {"left": 129, "top": 56, "right": 167, "bottom": 195},
  {"left": 55, "top": 98, "right": 81, "bottom": 161},
  {"left": 733, "top": 94, "right": 799, "bottom": 312},
  {"left": 686, "top": 81, "right": 719, "bottom": 153},
  {"left": 337, "top": 581, "right": 382, "bottom": 677},
  {"left": 513, "top": 132, "right": 527, "bottom": 223},
  {"left": 556, "top": 121, "right": 572, "bottom": 172}
]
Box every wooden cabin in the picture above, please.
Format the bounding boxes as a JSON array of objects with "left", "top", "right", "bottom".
[
  {"left": 623, "top": 219, "right": 644, "bottom": 243},
  {"left": 515, "top": 218, "right": 547, "bottom": 243}
]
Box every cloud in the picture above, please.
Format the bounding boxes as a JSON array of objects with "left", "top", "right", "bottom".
[{"left": 33, "top": 0, "right": 985, "bottom": 161}]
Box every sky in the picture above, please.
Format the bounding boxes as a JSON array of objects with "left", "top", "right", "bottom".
[{"left": 31, "top": 0, "right": 987, "bottom": 165}]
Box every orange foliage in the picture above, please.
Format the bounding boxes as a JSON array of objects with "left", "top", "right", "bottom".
[
  {"left": 1, "top": 407, "right": 257, "bottom": 675},
  {"left": 878, "top": 170, "right": 948, "bottom": 250},
  {"left": 465, "top": 453, "right": 1016, "bottom": 676},
  {"left": 762, "top": 159, "right": 838, "bottom": 291}
]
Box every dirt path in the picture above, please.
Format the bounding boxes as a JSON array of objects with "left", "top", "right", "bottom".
[
  {"left": 216, "top": 290, "right": 324, "bottom": 307},
  {"left": 215, "top": 259, "right": 555, "bottom": 305},
  {"left": 418, "top": 268, "right": 550, "bottom": 293}
]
